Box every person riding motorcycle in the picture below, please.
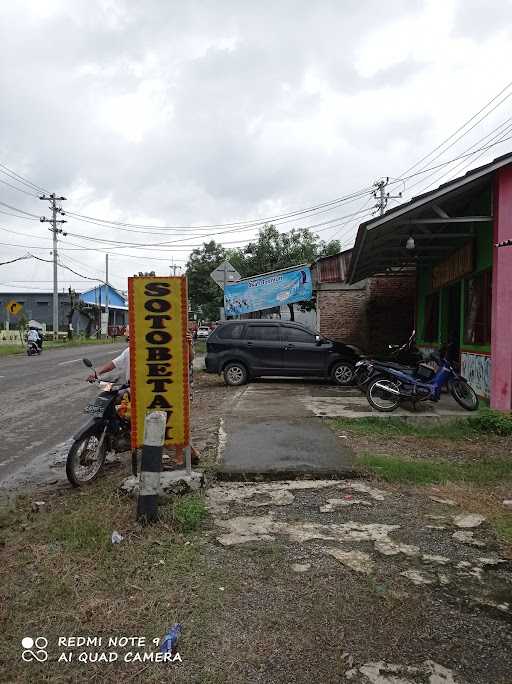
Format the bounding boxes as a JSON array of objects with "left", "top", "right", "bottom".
[
  {"left": 86, "top": 343, "right": 199, "bottom": 466},
  {"left": 27, "top": 326, "right": 43, "bottom": 352},
  {"left": 87, "top": 347, "right": 130, "bottom": 384}
]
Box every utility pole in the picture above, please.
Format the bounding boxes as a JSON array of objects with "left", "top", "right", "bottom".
[
  {"left": 105, "top": 253, "right": 109, "bottom": 335},
  {"left": 169, "top": 259, "right": 180, "bottom": 276},
  {"left": 373, "top": 177, "right": 402, "bottom": 216},
  {"left": 40, "top": 193, "right": 67, "bottom": 340}
]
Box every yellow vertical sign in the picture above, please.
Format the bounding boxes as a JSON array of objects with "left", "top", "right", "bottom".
[{"left": 128, "top": 276, "right": 190, "bottom": 449}]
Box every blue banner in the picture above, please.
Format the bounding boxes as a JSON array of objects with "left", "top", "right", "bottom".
[{"left": 224, "top": 267, "right": 313, "bottom": 316}]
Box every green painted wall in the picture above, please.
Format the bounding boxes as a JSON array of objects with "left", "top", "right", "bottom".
[{"left": 416, "top": 221, "right": 493, "bottom": 352}]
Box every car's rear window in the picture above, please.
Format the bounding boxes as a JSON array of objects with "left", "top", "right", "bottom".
[
  {"left": 245, "top": 325, "right": 280, "bottom": 341},
  {"left": 215, "top": 323, "right": 244, "bottom": 339},
  {"left": 282, "top": 327, "right": 315, "bottom": 343}
]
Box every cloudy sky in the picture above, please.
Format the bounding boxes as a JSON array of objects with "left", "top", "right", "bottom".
[{"left": 0, "top": 0, "right": 511, "bottom": 293}]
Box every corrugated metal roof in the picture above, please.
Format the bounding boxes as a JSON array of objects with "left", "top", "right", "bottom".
[{"left": 348, "top": 151, "right": 512, "bottom": 284}]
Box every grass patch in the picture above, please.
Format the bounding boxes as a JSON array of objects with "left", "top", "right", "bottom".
[
  {"left": 332, "top": 416, "right": 468, "bottom": 439},
  {"left": 48, "top": 512, "right": 112, "bottom": 552},
  {"left": 332, "top": 409, "right": 512, "bottom": 440},
  {"left": 492, "top": 515, "right": 512, "bottom": 545},
  {"left": 0, "top": 337, "right": 116, "bottom": 356},
  {"left": 0, "top": 345, "right": 24, "bottom": 356},
  {"left": 169, "top": 494, "right": 208, "bottom": 532},
  {"left": 359, "top": 454, "right": 512, "bottom": 485}
]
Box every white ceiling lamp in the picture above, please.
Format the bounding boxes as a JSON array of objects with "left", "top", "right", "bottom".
[{"left": 406, "top": 233, "right": 415, "bottom": 250}]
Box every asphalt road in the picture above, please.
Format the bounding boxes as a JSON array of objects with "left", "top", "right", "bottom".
[{"left": 0, "top": 342, "right": 127, "bottom": 489}]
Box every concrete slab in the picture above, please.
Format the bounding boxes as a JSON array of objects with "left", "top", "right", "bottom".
[
  {"left": 220, "top": 416, "right": 355, "bottom": 476},
  {"left": 301, "top": 392, "right": 470, "bottom": 420},
  {"left": 216, "top": 379, "right": 468, "bottom": 477}
]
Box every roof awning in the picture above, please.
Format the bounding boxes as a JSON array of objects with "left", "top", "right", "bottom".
[{"left": 347, "top": 153, "right": 512, "bottom": 284}]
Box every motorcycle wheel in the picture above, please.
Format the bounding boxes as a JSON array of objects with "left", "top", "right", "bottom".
[
  {"left": 66, "top": 426, "right": 108, "bottom": 487},
  {"left": 450, "top": 379, "right": 479, "bottom": 411},
  {"left": 367, "top": 376, "right": 401, "bottom": 412}
]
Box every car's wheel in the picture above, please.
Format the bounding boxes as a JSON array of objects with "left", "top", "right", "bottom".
[
  {"left": 223, "top": 362, "right": 248, "bottom": 386},
  {"left": 331, "top": 361, "right": 355, "bottom": 386}
]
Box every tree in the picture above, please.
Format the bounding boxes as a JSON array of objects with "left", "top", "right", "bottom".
[
  {"left": 227, "top": 225, "right": 342, "bottom": 319},
  {"left": 186, "top": 240, "right": 227, "bottom": 322},
  {"left": 228, "top": 225, "right": 341, "bottom": 277}
]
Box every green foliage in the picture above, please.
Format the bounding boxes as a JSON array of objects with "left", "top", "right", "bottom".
[
  {"left": 229, "top": 224, "right": 339, "bottom": 278},
  {"left": 466, "top": 409, "right": 512, "bottom": 436},
  {"left": 359, "top": 454, "right": 512, "bottom": 485},
  {"left": 171, "top": 494, "right": 208, "bottom": 532},
  {"left": 186, "top": 240, "right": 227, "bottom": 321}
]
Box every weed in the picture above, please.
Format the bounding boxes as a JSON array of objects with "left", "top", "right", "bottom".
[
  {"left": 169, "top": 494, "right": 208, "bottom": 532},
  {"left": 467, "top": 409, "right": 512, "bottom": 436}
]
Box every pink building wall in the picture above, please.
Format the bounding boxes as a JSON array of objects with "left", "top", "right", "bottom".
[{"left": 491, "top": 166, "right": 512, "bottom": 410}]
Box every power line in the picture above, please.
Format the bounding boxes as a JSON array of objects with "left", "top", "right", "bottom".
[
  {"left": 405, "top": 117, "right": 512, "bottom": 196},
  {"left": 0, "top": 161, "right": 51, "bottom": 194},
  {"left": 0, "top": 177, "right": 39, "bottom": 197},
  {"left": 392, "top": 136, "right": 512, "bottom": 184},
  {"left": 0, "top": 254, "right": 31, "bottom": 267},
  {"left": 63, "top": 186, "right": 373, "bottom": 232},
  {"left": 0, "top": 200, "right": 41, "bottom": 218},
  {"left": 0, "top": 208, "right": 39, "bottom": 221},
  {"left": 63, "top": 189, "right": 373, "bottom": 238},
  {"left": 28, "top": 253, "right": 101, "bottom": 283},
  {"left": 398, "top": 79, "right": 512, "bottom": 178}
]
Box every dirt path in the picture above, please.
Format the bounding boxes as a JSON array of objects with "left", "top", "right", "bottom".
[{"left": 205, "top": 478, "right": 512, "bottom": 683}]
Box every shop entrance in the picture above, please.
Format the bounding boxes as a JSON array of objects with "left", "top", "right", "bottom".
[{"left": 444, "top": 282, "right": 461, "bottom": 364}]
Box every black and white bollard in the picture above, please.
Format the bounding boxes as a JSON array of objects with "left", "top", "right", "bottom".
[{"left": 137, "top": 410, "right": 166, "bottom": 524}]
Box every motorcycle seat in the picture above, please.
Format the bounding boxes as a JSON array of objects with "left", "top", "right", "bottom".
[{"left": 374, "top": 361, "right": 417, "bottom": 373}]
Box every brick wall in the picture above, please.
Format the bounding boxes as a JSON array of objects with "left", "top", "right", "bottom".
[
  {"left": 317, "top": 284, "right": 369, "bottom": 350},
  {"left": 366, "top": 276, "right": 416, "bottom": 353},
  {"left": 317, "top": 275, "right": 416, "bottom": 353}
]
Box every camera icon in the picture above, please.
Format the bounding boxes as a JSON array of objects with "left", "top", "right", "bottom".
[{"left": 21, "top": 637, "right": 48, "bottom": 662}]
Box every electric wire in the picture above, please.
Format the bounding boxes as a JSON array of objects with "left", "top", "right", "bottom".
[{"left": 397, "top": 79, "right": 512, "bottom": 178}]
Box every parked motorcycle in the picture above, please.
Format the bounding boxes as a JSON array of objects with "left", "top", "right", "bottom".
[
  {"left": 26, "top": 340, "right": 41, "bottom": 356},
  {"left": 365, "top": 352, "right": 479, "bottom": 413},
  {"left": 354, "top": 330, "right": 433, "bottom": 390},
  {"left": 66, "top": 358, "right": 132, "bottom": 487}
]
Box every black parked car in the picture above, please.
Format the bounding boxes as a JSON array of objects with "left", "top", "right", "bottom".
[{"left": 205, "top": 320, "right": 362, "bottom": 386}]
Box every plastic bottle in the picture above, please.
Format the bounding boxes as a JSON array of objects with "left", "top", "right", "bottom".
[{"left": 160, "top": 624, "right": 182, "bottom": 654}]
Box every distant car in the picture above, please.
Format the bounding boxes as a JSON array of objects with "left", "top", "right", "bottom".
[
  {"left": 196, "top": 326, "right": 211, "bottom": 339},
  {"left": 205, "top": 320, "right": 362, "bottom": 386}
]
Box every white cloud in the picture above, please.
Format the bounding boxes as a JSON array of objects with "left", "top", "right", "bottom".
[{"left": 0, "top": 0, "right": 511, "bottom": 289}]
